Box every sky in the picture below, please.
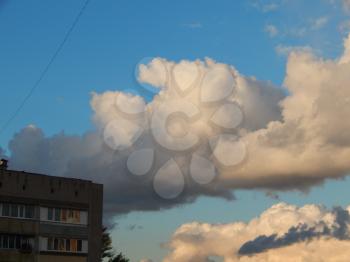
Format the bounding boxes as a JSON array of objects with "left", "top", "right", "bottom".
[{"left": 1, "top": 0, "right": 350, "bottom": 261}]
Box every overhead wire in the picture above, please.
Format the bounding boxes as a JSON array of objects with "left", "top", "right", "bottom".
[{"left": 0, "top": 0, "right": 90, "bottom": 135}]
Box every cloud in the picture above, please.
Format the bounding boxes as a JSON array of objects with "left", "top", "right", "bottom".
[
  {"left": 264, "top": 24, "right": 279, "bottom": 37},
  {"left": 127, "top": 224, "right": 143, "bottom": 231},
  {"left": 286, "top": 27, "right": 308, "bottom": 38},
  {"left": 164, "top": 202, "right": 350, "bottom": 262},
  {"left": 4, "top": 34, "right": 350, "bottom": 222},
  {"left": 339, "top": 20, "right": 350, "bottom": 33},
  {"left": 310, "top": 16, "right": 329, "bottom": 30},
  {"left": 241, "top": 240, "right": 350, "bottom": 262},
  {"left": 339, "top": 33, "right": 350, "bottom": 63},
  {"left": 262, "top": 3, "right": 279, "bottom": 12},
  {"left": 343, "top": 0, "right": 350, "bottom": 13},
  {"left": 251, "top": 1, "right": 281, "bottom": 13},
  {"left": 275, "top": 44, "right": 313, "bottom": 56},
  {"left": 6, "top": 58, "right": 283, "bottom": 221},
  {"left": 140, "top": 259, "right": 154, "bottom": 262},
  {"left": 330, "top": 0, "right": 350, "bottom": 13},
  {"left": 182, "top": 22, "right": 202, "bottom": 29},
  {"left": 277, "top": 16, "right": 328, "bottom": 39},
  {"left": 238, "top": 213, "right": 349, "bottom": 255},
  {"left": 233, "top": 39, "right": 350, "bottom": 191}
]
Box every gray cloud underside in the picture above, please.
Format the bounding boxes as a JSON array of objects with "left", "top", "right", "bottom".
[{"left": 239, "top": 207, "right": 350, "bottom": 255}]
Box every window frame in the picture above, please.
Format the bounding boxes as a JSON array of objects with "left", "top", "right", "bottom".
[
  {"left": 44, "top": 207, "right": 87, "bottom": 225},
  {"left": 0, "top": 234, "right": 34, "bottom": 251},
  {"left": 45, "top": 237, "right": 86, "bottom": 253},
  {"left": 0, "top": 203, "right": 35, "bottom": 220}
]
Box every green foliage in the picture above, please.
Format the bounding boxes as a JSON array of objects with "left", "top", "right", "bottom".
[
  {"left": 108, "top": 252, "right": 130, "bottom": 262},
  {"left": 101, "top": 226, "right": 114, "bottom": 259},
  {"left": 101, "top": 226, "right": 129, "bottom": 262}
]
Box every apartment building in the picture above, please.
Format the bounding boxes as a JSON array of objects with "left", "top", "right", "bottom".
[{"left": 0, "top": 159, "right": 103, "bottom": 262}]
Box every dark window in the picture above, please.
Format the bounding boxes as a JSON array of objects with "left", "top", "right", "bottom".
[
  {"left": 54, "top": 208, "right": 61, "bottom": 221},
  {"left": 19, "top": 205, "right": 24, "bottom": 217},
  {"left": 58, "top": 239, "right": 65, "bottom": 251},
  {"left": 21, "top": 237, "right": 31, "bottom": 250},
  {"left": 77, "top": 239, "right": 82, "bottom": 252},
  {"left": 2, "top": 203, "right": 9, "bottom": 216},
  {"left": 15, "top": 236, "right": 21, "bottom": 249},
  {"left": 66, "top": 239, "right": 71, "bottom": 251},
  {"left": 11, "top": 204, "right": 18, "bottom": 217},
  {"left": 25, "top": 206, "right": 34, "bottom": 219},
  {"left": 54, "top": 238, "right": 58, "bottom": 250},
  {"left": 3, "top": 235, "right": 9, "bottom": 248},
  {"left": 47, "top": 238, "right": 53, "bottom": 250},
  {"left": 0, "top": 235, "right": 35, "bottom": 250},
  {"left": 48, "top": 208, "right": 53, "bottom": 220},
  {"left": 9, "top": 235, "right": 15, "bottom": 249}
]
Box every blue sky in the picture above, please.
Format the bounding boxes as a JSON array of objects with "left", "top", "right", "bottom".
[{"left": 1, "top": 0, "right": 350, "bottom": 261}]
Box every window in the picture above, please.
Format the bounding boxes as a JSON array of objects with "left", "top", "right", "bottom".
[
  {"left": 47, "top": 238, "right": 53, "bottom": 250},
  {"left": 73, "top": 210, "right": 80, "bottom": 223},
  {"left": 2, "top": 203, "right": 9, "bottom": 216},
  {"left": 0, "top": 235, "right": 33, "bottom": 251},
  {"left": 11, "top": 204, "right": 18, "bottom": 217},
  {"left": 48, "top": 208, "right": 53, "bottom": 220},
  {"left": 8, "top": 235, "right": 15, "bottom": 249},
  {"left": 25, "top": 206, "right": 34, "bottom": 219},
  {"left": 15, "top": 236, "right": 21, "bottom": 249},
  {"left": 77, "top": 239, "right": 82, "bottom": 252},
  {"left": 20, "top": 237, "right": 32, "bottom": 251},
  {"left": 45, "top": 207, "right": 85, "bottom": 224},
  {"left": 58, "top": 239, "right": 65, "bottom": 251},
  {"left": 19, "top": 205, "right": 24, "bottom": 217},
  {"left": 54, "top": 238, "right": 58, "bottom": 250},
  {"left": 66, "top": 239, "right": 70, "bottom": 252},
  {"left": 46, "top": 237, "right": 86, "bottom": 253},
  {"left": 71, "top": 239, "right": 77, "bottom": 252},
  {"left": 0, "top": 203, "right": 34, "bottom": 219},
  {"left": 2, "top": 235, "right": 9, "bottom": 248},
  {"left": 54, "top": 208, "right": 61, "bottom": 221},
  {"left": 61, "top": 209, "right": 67, "bottom": 221},
  {"left": 68, "top": 210, "right": 74, "bottom": 219}
]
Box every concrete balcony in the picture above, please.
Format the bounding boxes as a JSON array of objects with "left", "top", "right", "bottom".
[
  {"left": 0, "top": 250, "right": 35, "bottom": 262},
  {"left": 0, "top": 217, "right": 37, "bottom": 235}
]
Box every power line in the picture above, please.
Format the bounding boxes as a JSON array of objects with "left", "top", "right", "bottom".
[{"left": 0, "top": 0, "right": 90, "bottom": 135}]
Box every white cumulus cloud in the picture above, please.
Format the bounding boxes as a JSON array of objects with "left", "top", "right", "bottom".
[{"left": 164, "top": 202, "right": 350, "bottom": 262}]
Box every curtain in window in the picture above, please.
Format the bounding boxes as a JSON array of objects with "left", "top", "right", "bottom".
[
  {"left": 70, "top": 239, "right": 77, "bottom": 252},
  {"left": 61, "top": 209, "right": 67, "bottom": 222}
]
